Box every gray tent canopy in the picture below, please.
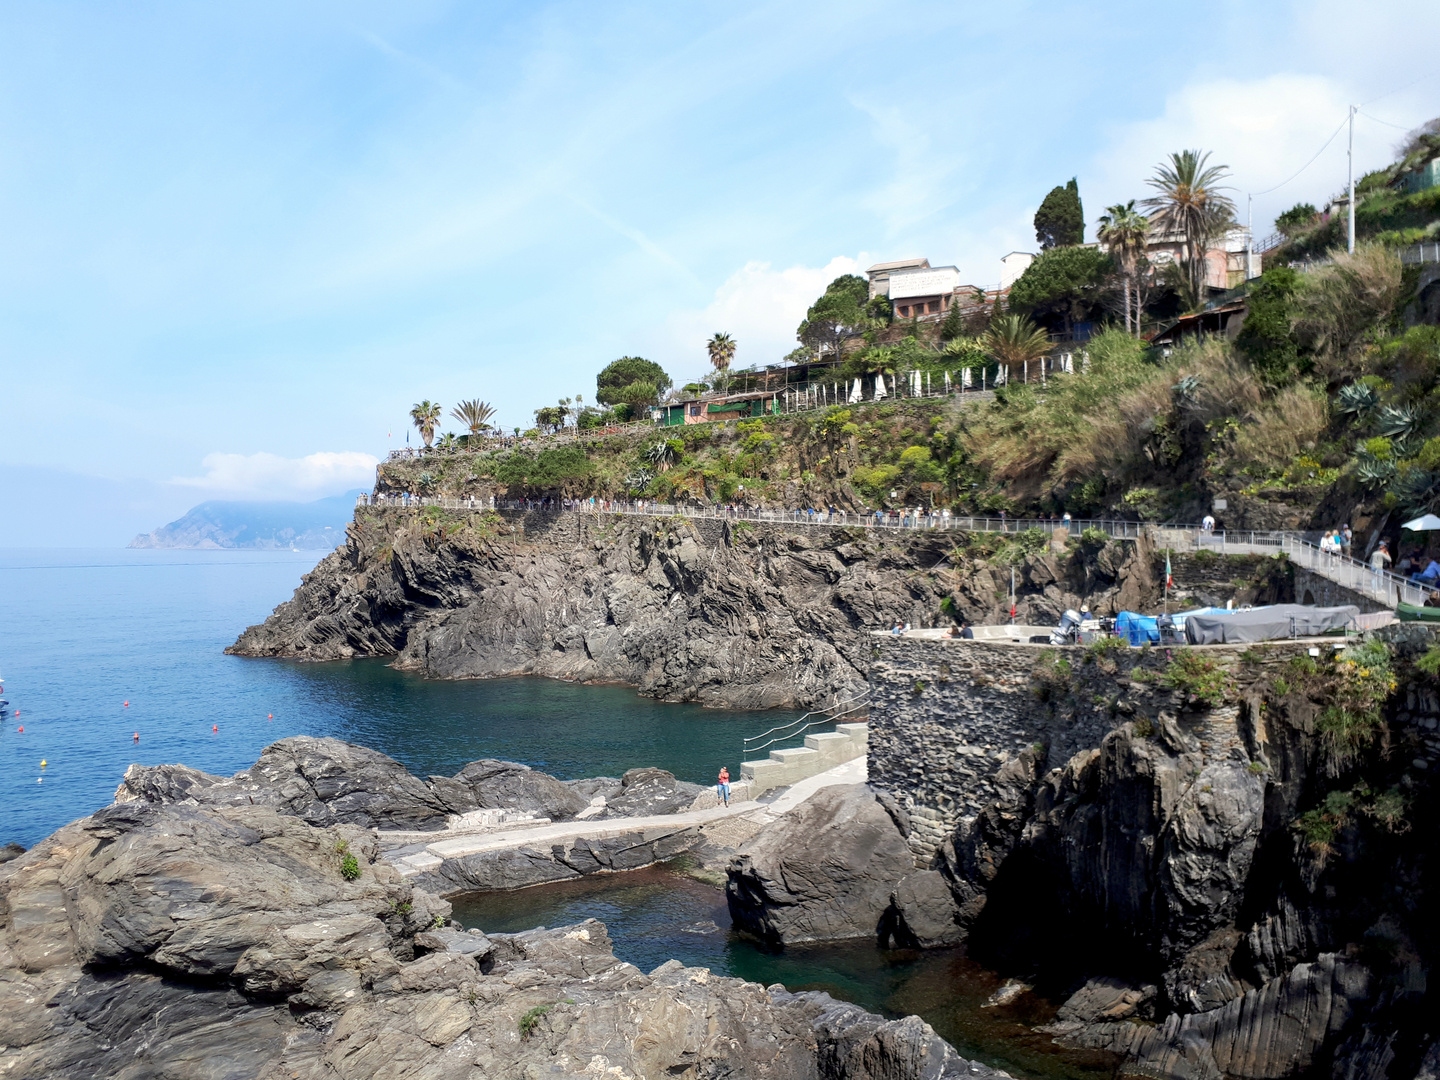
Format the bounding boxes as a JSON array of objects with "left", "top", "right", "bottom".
[{"left": 1183, "top": 604, "right": 1359, "bottom": 645}]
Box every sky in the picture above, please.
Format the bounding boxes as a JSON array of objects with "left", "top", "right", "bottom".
[{"left": 1, "top": 0, "right": 1437, "bottom": 545}]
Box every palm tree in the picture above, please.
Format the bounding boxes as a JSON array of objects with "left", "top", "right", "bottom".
[
  {"left": 707, "top": 332, "right": 736, "bottom": 390},
  {"left": 450, "top": 399, "right": 496, "bottom": 440},
  {"left": 410, "top": 400, "right": 442, "bottom": 448},
  {"left": 983, "top": 315, "right": 1051, "bottom": 382},
  {"left": 1142, "top": 150, "right": 1236, "bottom": 301},
  {"left": 1097, "top": 201, "right": 1151, "bottom": 335}
]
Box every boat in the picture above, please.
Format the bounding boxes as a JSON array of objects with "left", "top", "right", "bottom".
[{"left": 1396, "top": 601, "right": 1440, "bottom": 623}]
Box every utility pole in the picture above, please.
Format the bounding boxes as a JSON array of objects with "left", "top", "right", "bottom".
[
  {"left": 1246, "top": 193, "right": 1254, "bottom": 279},
  {"left": 1348, "top": 104, "right": 1357, "bottom": 254}
]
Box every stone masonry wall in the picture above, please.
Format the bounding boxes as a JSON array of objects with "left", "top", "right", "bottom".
[{"left": 867, "top": 635, "right": 1329, "bottom": 862}]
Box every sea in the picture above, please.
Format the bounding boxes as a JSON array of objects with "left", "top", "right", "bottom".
[
  {"left": 0, "top": 547, "right": 796, "bottom": 850},
  {"left": 0, "top": 547, "right": 1112, "bottom": 1079}
]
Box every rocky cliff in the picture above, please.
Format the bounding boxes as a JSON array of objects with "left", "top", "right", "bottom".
[
  {"left": 725, "top": 632, "right": 1439, "bottom": 1080},
  {"left": 229, "top": 505, "right": 1194, "bottom": 708},
  {"left": 2, "top": 739, "right": 1011, "bottom": 1080}
]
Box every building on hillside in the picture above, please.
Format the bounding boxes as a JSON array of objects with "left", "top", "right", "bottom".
[
  {"left": 1000, "top": 252, "right": 1035, "bottom": 289},
  {"left": 655, "top": 390, "right": 778, "bottom": 426},
  {"left": 1145, "top": 226, "right": 1254, "bottom": 290},
  {"left": 1398, "top": 154, "right": 1439, "bottom": 194},
  {"left": 865, "top": 258, "right": 930, "bottom": 300},
  {"left": 887, "top": 264, "right": 961, "bottom": 319}
]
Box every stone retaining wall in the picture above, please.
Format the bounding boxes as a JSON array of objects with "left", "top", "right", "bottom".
[{"left": 866, "top": 636, "right": 1328, "bottom": 862}]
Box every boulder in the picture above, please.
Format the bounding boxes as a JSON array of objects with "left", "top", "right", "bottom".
[
  {"left": 884, "top": 870, "right": 965, "bottom": 948},
  {"left": 115, "top": 736, "right": 453, "bottom": 831},
  {"left": 727, "top": 783, "right": 916, "bottom": 944},
  {"left": 600, "top": 766, "right": 706, "bottom": 817},
  {"left": 445, "top": 758, "right": 590, "bottom": 820}
]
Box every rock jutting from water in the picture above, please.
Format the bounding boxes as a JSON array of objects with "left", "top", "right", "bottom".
[
  {"left": 226, "top": 508, "right": 1172, "bottom": 709},
  {"left": 2, "top": 763, "right": 1009, "bottom": 1080}
]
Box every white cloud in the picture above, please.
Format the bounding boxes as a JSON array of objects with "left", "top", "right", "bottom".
[
  {"left": 171, "top": 451, "right": 379, "bottom": 501},
  {"left": 1087, "top": 74, "right": 1406, "bottom": 241},
  {"left": 653, "top": 254, "right": 865, "bottom": 380}
]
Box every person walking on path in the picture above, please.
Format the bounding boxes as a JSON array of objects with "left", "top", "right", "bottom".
[{"left": 716, "top": 766, "right": 731, "bottom": 807}]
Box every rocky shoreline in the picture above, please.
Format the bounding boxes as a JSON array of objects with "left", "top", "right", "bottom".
[
  {"left": 2, "top": 736, "right": 1007, "bottom": 1079},
  {"left": 226, "top": 508, "right": 1170, "bottom": 709}
]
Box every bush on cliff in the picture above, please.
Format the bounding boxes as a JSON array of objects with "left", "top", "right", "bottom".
[{"left": 1161, "top": 649, "right": 1232, "bottom": 708}]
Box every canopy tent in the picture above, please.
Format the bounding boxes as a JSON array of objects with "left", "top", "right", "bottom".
[
  {"left": 1115, "top": 611, "right": 1160, "bottom": 645},
  {"left": 1402, "top": 514, "right": 1440, "bottom": 531},
  {"left": 1183, "top": 604, "right": 1358, "bottom": 645}
]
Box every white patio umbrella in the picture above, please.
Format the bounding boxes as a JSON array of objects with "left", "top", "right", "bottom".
[
  {"left": 1402, "top": 514, "right": 1440, "bottom": 530},
  {"left": 849, "top": 377, "right": 863, "bottom": 403}
]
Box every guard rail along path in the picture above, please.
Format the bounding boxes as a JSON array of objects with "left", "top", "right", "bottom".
[{"left": 356, "top": 494, "right": 1436, "bottom": 610}]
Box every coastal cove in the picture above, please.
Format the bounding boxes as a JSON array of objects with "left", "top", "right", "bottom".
[{"left": 0, "top": 548, "right": 801, "bottom": 849}]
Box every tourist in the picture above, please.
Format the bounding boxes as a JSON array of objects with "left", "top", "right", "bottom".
[
  {"left": 1342, "top": 525, "right": 1353, "bottom": 558},
  {"left": 959, "top": 620, "right": 973, "bottom": 639},
  {"left": 716, "top": 766, "right": 730, "bottom": 807},
  {"left": 1201, "top": 514, "right": 1215, "bottom": 533},
  {"left": 1371, "top": 541, "right": 1392, "bottom": 575}
]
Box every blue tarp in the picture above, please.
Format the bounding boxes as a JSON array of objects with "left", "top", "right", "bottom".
[{"left": 1115, "top": 611, "right": 1160, "bottom": 645}]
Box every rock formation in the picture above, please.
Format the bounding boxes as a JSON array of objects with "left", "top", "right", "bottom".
[
  {"left": 1, "top": 790, "right": 1008, "bottom": 1079},
  {"left": 228, "top": 509, "right": 1172, "bottom": 708},
  {"left": 114, "top": 735, "right": 704, "bottom": 832}
]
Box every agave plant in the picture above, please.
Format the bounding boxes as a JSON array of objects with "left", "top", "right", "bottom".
[
  {"left": 1353, "top": 447, "right": 1397, "bottom": 489},
  {"left": 625, "top": 467, "right": 655, "bottom": 492},
  {"left": 1334, "top": 382, "right": 1380, "bottom": 422},
  {"left": 1390, "top": 465, "right": 1440, "bottom": 515},
  {"left": 1374, "top": 403, "right": 1425, "bottom": 440},
  {"left": 644, "top": 440, "right": 678, "bottom": 472},
  {"left": 1171, "top": 374, "right": 1202, "bottom": 410}
]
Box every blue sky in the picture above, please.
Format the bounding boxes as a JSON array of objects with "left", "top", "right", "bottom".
[{"left": 1, "top": 0, "right": 1437, "bottom": 544}]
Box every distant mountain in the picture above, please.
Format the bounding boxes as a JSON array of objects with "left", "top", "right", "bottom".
[{"left": 128, "top": 491, "right": 363, "bottom": 550}]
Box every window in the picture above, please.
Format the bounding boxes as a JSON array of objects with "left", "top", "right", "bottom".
[
  {"left": 689, "top": 404, "right": 701, "bottom": 416},
  {"left": 927, "top": 301, "right": 939, "bottom": 314},
  {"left": 898, "top": 305, "right": 910, "bottom": 317}
]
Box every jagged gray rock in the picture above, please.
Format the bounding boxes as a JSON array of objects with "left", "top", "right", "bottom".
[
  {"left": 727, "top": 783, "right": 916, "bottom": 944},
  {"left": 886, "top": 870, "right": 965, "bottom": 948},
  {"left": 1, "top": 798, "right": 997, "bottom": 1080},
  {"left": 227, "top": 511, "right": 1159, "bottom": 708}
]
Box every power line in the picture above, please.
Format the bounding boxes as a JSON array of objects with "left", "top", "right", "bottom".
[
  {"left": 1360, "top": 110, "right": 1414, "bottom": 132},
  {"left": 1360, "top": 71, "right": 1440, "bottom": 108},
  {"left": 1249, "top": 114, "right": 1348, "bottom": 197}
]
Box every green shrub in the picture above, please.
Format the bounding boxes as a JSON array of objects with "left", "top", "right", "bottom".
[
  {"left": 1416, "top": 645, "right": 1440, "bottom": 677},
  {"left": 1079, "top": 526, "right": 1109, "bottom": 546},
  {"left": 1365, "top": 786, "right": 1410, "bottom": 833},
  {"left": 519, "top": 1004, "right": 553, "bottom": 1039},
  {"left": 1132, "top": 716, "right": 1155, "bottom": 738},
  {"left": 340, "top": 854, "right": 361, "bottom": 881},
  {"left": 1085, "top": 636, "right": 1128, "bottom": 662},
  {"left": 1032, "top": 651, "right": 1073, "bottom": 702},
  {"left": 1315, "top": 640, "right": 1396, "bottom": 771},
  {"left": 1162, "top": 650, "right": 1232, "bottom": 708},
  {"left": 1248, "top": 760, "right": 1267, "bottom": 774}
]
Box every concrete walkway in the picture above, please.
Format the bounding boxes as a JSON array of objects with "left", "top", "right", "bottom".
[{"left": 387, "top": 755, "right": 867, "bottom": 878}]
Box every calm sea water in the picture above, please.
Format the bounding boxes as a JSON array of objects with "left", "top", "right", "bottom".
[{"left": 0, "top": 548, "right": 799, "bottom": 849}]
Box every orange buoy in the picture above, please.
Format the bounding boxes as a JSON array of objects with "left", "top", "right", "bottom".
[
  {"left": 16, "top": 726, "right": 22, "bottom": 733},
  {"left": 267, "top": 713, "right": 273, "bottom": 720},
  {"left": 123, "top": 701, "right": 129, "bottom": 707},
  {"left": 133, "top": 732, "right": 139, "bottom": 741},
  {"left": 212, "top": 724, "right": 218, "bottom": 732}
]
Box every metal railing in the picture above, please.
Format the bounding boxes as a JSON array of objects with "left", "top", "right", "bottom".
[
  {"left": 355, "top": 493, "right": 1432, "bottom": 609},
  {"left": 743, "top": 692, "right": 870, "bottom": 760},
  {"left": 1398, "top": 242, "right": 1440, "bottom": 266}
]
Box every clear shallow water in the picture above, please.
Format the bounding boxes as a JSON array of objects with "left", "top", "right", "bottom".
[
  {"left": 0, "top": 548, "right": 800, "bottom": 848},
  {"left": 451, "top": 863, "right": 1118, "bottom": 1080}
]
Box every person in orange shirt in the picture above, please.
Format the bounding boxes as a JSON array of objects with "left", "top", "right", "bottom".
[{"left": 717, "top": 766, "right": 731, "bottom": 806}]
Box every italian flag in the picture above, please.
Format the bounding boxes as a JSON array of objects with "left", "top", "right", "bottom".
[{"left": 1166, "top": 551, "right": 1174, "bottom": 589}]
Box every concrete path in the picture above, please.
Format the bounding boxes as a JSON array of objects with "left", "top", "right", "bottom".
[{"left": 387, "top": 755, "right": 868, "bottom": 878}]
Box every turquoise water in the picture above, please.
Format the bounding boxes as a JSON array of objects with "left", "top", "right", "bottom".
[
  {"left": 0, "top": 548, "right": 800, "bottom": 849},
  {"left": 452, "top": 863, "right": 1118, "bottom": 1080}
]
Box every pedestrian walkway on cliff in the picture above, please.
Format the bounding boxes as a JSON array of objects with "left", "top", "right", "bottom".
[{"left": 355, "top": 494, "right": 1436, "bottom": 612}]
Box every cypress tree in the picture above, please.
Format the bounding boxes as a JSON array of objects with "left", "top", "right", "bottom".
[{"left": 1034, "top": 178, "right": 1085, "bottom": 249}]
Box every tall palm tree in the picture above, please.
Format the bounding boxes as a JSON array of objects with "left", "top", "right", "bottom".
[
  {"left": 707, "top": 332, "right": 736, "bottom": 390},
  {"left": 983, "top": 315, "right": 1052, "bottom": 382},
  {"left": 450, "top": 399, "right": 496, "bottom": 439},
  {"left": 1142, "top": 150, "right": 1236, "bottom": 301},
  {"left": 410, "top": 400, "right": 442, "bottom": 448},
  {"left": 1097, "top": 201, "right": 1151, "bottom": 335}
]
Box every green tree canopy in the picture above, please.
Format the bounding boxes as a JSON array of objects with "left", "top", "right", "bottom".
[
  {"left": 1034, "top": 178, "right": 1085, "bottom": 249},
  {"left": 1235, "top": 266, "right": 1303, "bottom": 387},
  {"left": 596, "top": 356, "right": 672, "bottom": 408},
  {"left": 797, "top": 274, "right": 871, "bottom": 361},
  {"left": 1275, "top": 203, "right": 1318, "bottom": 236},
  {"left": 1007, "top": 246, "right": 1115, "bottom": 333}
]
